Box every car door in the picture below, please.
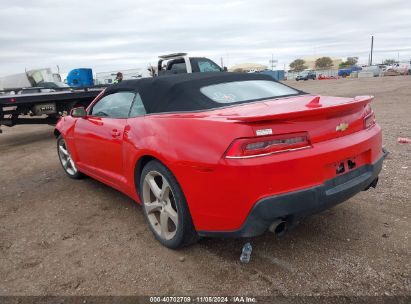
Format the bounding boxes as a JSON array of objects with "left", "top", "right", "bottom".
[{"left": 73, "top": 91, "right": 135, "bottom": 185}]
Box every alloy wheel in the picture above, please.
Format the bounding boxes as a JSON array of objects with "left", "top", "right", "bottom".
[
  {"left": 58, "top": 139, "right": 78, "bottom": 176},
  {"left": 142, "top": 171, "right": 178, "bottom": 240}
]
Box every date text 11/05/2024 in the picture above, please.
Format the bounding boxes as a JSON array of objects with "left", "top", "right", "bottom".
[{"left": 149, "top": 296, "right": 257, "bottom": 303}]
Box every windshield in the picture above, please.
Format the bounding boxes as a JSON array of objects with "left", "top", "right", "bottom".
[{"left": 200, "top": 80, "right": 299, "bottom": 104}]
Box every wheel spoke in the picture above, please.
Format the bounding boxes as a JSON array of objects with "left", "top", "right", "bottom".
[
  {"left": 59, "top": 145, "right": 69, "bottom": 156},
  {"left": 145, "top": 201, "right": 162, "bottom": 214},
  {"left": 146, "top": 175, "right": 162, "bottom": 199},
  {"left": 59, "top": 140, "right": 77, "bottom": 175},
  {"left": 159, "top": 210, "right": 169, "bottom": 237},
  {"left": 68, "top": 158, "right": 76, "bottom": 171},
  {"left": 164, "top": 204, "right": 178, "bottom": 226},
  {"left": 160, "top": 179, "right": 170, "bottom": 201}
]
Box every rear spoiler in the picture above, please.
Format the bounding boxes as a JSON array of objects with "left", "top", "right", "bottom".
[{"left": 225, "top": 96, "right": 373, "bottom": 122}]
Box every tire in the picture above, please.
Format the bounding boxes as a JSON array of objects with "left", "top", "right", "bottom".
[
  {"left": 57, "top": 135, "right": 83, "bottom": 179},
  {"left": 140, "top": 160, "right": 198, "bottom": 249}
]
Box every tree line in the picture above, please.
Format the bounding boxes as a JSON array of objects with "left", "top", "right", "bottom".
[
  {"left": 289, "top": 57, "right": 335, "bottom": 72},
  {"left": 289, "top": 56, "right": 399, "bottom": 72}
]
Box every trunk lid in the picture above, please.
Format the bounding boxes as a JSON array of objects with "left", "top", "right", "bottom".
[{"left": 212, "top": 95, "right": 373, "bottom": 143}]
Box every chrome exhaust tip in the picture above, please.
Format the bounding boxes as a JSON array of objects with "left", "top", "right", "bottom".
[{"left": 268, "top": 220, "right": 288, "bottom": 237}]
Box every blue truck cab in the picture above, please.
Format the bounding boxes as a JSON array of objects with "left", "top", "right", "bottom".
[{"left": 67, "top": 68, "right": 94, "bottom": 87}]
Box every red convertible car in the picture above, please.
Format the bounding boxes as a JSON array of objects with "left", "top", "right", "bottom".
[{"left": 55, "top": 73, "right": 385, "bottom": 248}]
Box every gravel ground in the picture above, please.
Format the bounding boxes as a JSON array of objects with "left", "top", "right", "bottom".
[{"left": 0, "top": 76, "right": 410, "bottom": 296}]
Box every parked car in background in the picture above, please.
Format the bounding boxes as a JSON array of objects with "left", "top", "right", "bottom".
[
  {"left": 296, "top": 71, "right": 316, "bottom": 81},
  {"left": 55, "top": 72, "right": 385, "bottom": 249},
  {"left": 387, "top": 62, "right": 411, "bottom": 75},
  {"left": 0, "top": 68, "right": 62, "bottom": 90},
  {"left": 338, "top": 66, "right": 362, "bottom": 77},
  {"left": 361, "top": 66, "right": 382, "bottom": 77}
]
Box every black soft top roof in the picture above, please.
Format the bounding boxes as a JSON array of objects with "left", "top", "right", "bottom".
[{"left": 104, "top": 72, "right": 301, "bottom": 114}]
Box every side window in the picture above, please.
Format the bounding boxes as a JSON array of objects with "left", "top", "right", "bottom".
[
  {"left": 91, "top": 92, "right": 135, "bottom": 118},
  {"left": 129, "top": 93, "right": 146, "bottom": 117},
  {"left": 196, "top": 59, "right": 222, "bottom": 72},
  {"left": 169, "top": 62, "right": 187, "bottom": 73}
]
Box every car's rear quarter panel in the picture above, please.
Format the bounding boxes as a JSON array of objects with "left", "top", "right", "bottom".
[
  {"left": 121, "top": 115, "right": 253, "bottom": 198},
  {"left": 151, "top": 117, "right": 383, "bottom": 232}
]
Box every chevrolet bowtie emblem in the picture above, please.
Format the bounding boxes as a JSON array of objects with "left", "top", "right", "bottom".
[{"left": 336, "top": 122, "right": 349, "bottom": 132}]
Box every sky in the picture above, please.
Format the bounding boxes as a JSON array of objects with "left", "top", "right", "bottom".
[{"left": 1, "top": 0, "right": 411, "bottom": 77}]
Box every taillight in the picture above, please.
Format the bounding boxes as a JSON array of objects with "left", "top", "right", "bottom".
[
  {"left": 225, "top": 132, "right": 311, "bottom": 158},
  {"left": 364, "top": 104, "right": 376, "bottom": 129},
  {"left": 364, "top": 112, "right": 376, "bottom": 129}
]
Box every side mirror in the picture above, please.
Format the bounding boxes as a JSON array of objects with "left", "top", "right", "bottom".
[
  {"left": 223, "top": 66, "right": 228, "bottom": 72},
  {"left": 71, "top": 107, "right": 87, "bottom": 118}
]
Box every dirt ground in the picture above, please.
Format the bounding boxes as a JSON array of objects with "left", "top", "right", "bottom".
[{"left": 0, "top": 76, "right": 410, "bottom": 296}]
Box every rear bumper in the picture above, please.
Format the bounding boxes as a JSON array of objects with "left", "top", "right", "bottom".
[{"left": 198, "top": 152, "right": 386, "bottom": 238}]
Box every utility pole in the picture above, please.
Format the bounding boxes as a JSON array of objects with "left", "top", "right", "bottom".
[
  {"left": 370, "top": 35, "right": 374, "bottom": 66},
  {"left": 271, "top": 54, "right": 274, "bottom": 70},
  {"left": 220, "top": 57, "right": 224, "bottom": 69},
  {"left": 269, "top": 54, "right": 277, "bottom": 71}
]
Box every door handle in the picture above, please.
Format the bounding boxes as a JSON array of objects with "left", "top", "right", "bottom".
[{"left": 111, "top": 129, "right": 121, "bottom": 138}]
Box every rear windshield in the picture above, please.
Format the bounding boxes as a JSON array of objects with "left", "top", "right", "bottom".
[{"left": 200, "top": 80, "right": 299, "bottom": 103}]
